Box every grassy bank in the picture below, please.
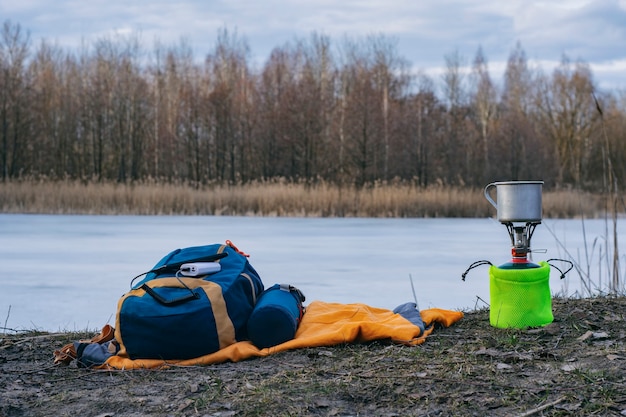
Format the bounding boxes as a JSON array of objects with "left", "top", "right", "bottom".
[
  {"left": 2, "top": 296, "right": 625, "bottom": 416},
  {"left": 0, "top": 179, "right": 609, "bottom": 218}
]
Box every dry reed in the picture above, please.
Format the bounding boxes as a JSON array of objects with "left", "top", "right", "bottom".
[{"left": 0, "top": 179, "right": 610, "bottom": 218}]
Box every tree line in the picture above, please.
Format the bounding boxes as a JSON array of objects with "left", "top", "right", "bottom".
[{"left": 1, "top": 19, "right": 625, "bottom": 190}]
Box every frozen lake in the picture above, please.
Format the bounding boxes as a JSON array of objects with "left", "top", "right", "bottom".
[{"left": 0, "top": 214, "right": 621, "bottom": 332}]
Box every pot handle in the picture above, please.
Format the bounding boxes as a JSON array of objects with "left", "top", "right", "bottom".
[{"left": 484, "top": 183, "right": 498, "bottom": 209}]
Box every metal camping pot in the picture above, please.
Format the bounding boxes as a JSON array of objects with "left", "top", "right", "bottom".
[{"left": 484, "top": 181, "right": 543, "bottom": 223}]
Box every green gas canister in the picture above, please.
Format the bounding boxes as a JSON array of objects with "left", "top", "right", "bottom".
[{"left": 489, "top": 261, "right": 552, "bottom": 328}]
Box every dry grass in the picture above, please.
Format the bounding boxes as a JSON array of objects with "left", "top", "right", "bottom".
[
  {"left": 0, "top": 179, "right": 611, "bottom": 218},
  {"left": 543, "top": 189, "right": 607, "bottom": 218}
]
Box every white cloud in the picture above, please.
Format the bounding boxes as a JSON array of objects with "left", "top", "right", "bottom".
[
  {"left": 590, "top": 58, "right": 626, "bottom": 90},
  {"left": 2, "top": 0, "right": 624, "bottom": 90},
  {"left": 511, "top": 0, "right": 626, "bottom": 61}
]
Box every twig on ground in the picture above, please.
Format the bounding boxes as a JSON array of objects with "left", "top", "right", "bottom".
[
  {"left": 4, "top": 305, "right": 10, "bottom": 331},
  {"left": 517, "top": 396, "right": 566, "bottom": 417},
  {"left": 474, "top": 296, "right": 489, "bottom": 309}
]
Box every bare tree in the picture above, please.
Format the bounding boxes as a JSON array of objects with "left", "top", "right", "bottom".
[
  {"left": 29, "top": 40, "right": 61, "bottom": 176},
  {"left": 257, "top": 46, "right": 291, "bottom": 178},
  {"left": 534, "top": 56, "right": 598, "bottom": 187},
  {"left": 497, "top": 42, "right": 547, "bottom": 181},
  {"left": 337, "top": 37, "right": 379, "bottom": 186},
  {"left": 0, "top": 21, "right": 31, "bottom": 180},
  {"left": 440, "top": 49, "right": 469, "bottom": 184},
  {"left": 406, "top": 74, "right": 443, "bottom": 186},
  {"left": 369, "top": 35, "right": 411, "bottom": 181},
  {"left": 207, "top": 28, "right": 252, "bottom": 182},
  {"left": 300, "top": 33, "right": 336, "bottom": 181},
  {"left": 469, "top": 46, "right": 497, "bottom": 183}
]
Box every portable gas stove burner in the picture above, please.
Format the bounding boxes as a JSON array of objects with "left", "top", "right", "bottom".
[{"left": 504, "top": 221, "right": 540, "bottom": 266}]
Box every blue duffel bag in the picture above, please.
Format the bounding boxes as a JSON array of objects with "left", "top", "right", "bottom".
[
  {"left": 247, "top": 284, "right": 306, "bottom": 348},
  {"left": 115, "top": 241, "right": 264, "bottom": 360}
]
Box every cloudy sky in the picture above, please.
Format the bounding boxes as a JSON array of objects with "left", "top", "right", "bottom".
[{"left": 2, "top": 0, "right": 626, "bottom": 91}]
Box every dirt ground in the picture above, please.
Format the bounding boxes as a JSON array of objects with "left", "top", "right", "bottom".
[{"left": 1, "top": 296, "right": 626, "bottom": 417}]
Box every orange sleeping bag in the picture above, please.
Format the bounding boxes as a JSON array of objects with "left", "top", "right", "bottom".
[{"left": 98, "top": 300, "right": 463, "bottom": 370}]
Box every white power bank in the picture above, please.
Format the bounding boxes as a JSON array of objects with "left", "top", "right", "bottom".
[{"left": 179, "top": 262, "right": 222, "bottom": 276}]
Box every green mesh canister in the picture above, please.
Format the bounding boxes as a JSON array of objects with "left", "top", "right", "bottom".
[{"left": 489, "top": 261, "right": 552, "bottom": 328}]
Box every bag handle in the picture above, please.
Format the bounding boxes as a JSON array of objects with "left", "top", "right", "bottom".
[
  {"left": 279, "top": 284, "right": 306, "bottom": 321},
  {"left": 546, "top": 258, "right": 574, "bottom": 279},
  {"left": 141, "top": 283, "right": 200, "bottom": 306},
  {"left": 461, "top": 260, "right": 493, "bottom": 281}
]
